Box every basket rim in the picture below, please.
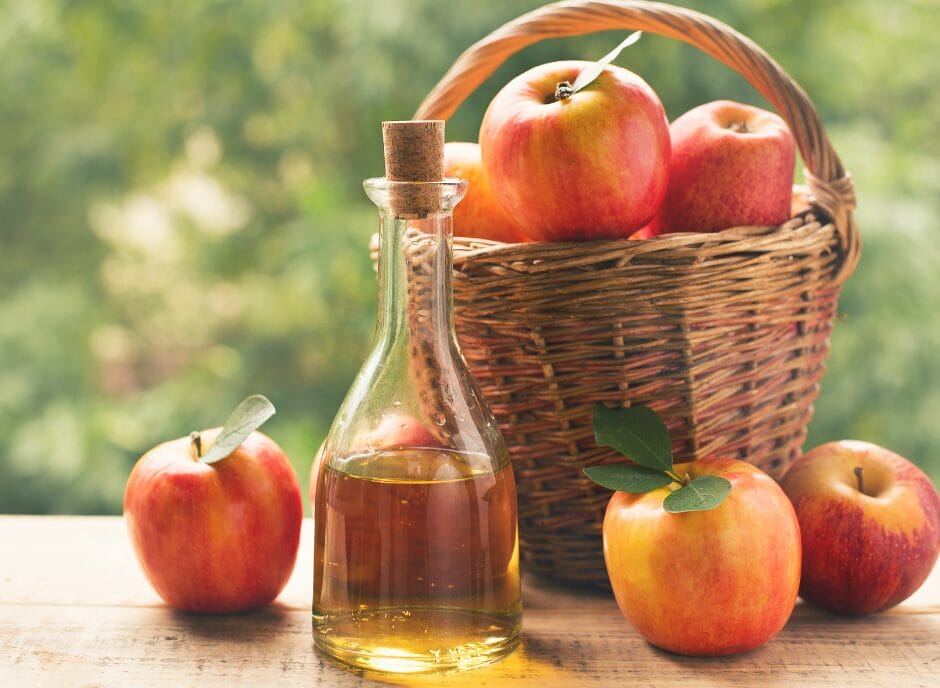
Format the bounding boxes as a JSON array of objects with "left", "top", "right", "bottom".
[{"left": 451, "top": 209, "right": 831, "bottom": 268}]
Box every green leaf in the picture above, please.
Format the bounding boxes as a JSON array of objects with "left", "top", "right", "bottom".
[
  {"left": 663, "top": 475, "right": 732, "bottom": 513},
  {"left": 583, "top": 463, "right": 673, "bottom": 493},
  {"left": 593, "top": 404, "right": 673, "bottom": 471},
  {"left": 201, "top": 394, "right": 276, "bottom": 465},
  {"left": 570, "top": 31, "right": 643, "bottom": 95}
]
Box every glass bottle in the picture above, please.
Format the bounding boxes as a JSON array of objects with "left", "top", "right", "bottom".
[{"left": 311, "top": 124, "right": 521, "bottom": 674}]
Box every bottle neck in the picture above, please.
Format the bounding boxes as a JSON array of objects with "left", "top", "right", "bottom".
[{"left": 374, "top": 210, "right": 456, "bottom": 347}]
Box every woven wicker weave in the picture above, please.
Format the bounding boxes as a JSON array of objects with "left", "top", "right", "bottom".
[{"left": 409, "top": 0, "right": 860, "bottom": 585}]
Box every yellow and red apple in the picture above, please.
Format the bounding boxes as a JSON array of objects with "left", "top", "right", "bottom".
[
  {"left": 780, "top": 440, "right": 940, "bottom": 615},
  {"left": 480, "top": 60, "right": 670, "bottom": 242},
  {"left": 603, "top": 458, "right": 801, "bottom": 656},
  {"left": 125, "top": 429, "right": 303, "bottom": 613},
  {"left": 649, "top": 100, "right": 795, "bottom": 236},
  {"left": 444, "top": 142, "right": 529, "bottom": 243}
]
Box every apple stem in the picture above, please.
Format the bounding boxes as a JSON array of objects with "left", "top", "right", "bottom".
[
  {"left": 665, "top": 469, "right": 684, "bottom": 485},
  {"left": 854, "top": 466, "right": 864, "bottom": 494},
  {"left": 729, "top": 121, "right": 750, "bottom": 133},
  {"left": 554, "top": 80, "right": 574, "bottom": 101},
  {"left": 190, "top": 431, "right": 203, "bottom": 459}
]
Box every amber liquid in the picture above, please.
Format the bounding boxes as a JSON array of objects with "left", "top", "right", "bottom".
[{"left": 312, "top": 449, "right": 521, "bottom": 673}]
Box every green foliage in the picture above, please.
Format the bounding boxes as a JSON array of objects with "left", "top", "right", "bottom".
[
  {"left": 663, "top": 476, "right": 733, "bottom": 514},
  {"left": 593, "top": 404, "right": 673, "bottom": 472},
  {"left": 1, "top": 0, "right": 938, "bottom": 513},
  {"left": 587, "top": 404, "right": 732, "bottom": 511},
  {"left": 583, "top": 463, "right": 673, "bottom": 494}
]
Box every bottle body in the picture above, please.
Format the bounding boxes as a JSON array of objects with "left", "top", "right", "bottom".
[
  {"left": 312, "top": 179, "right": 522, "bottom": 673},
  {"left": 313, "top": 448, "right": 520, "bottom": 672}
]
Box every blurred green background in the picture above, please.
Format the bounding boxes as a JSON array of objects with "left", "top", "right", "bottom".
[{"left": 1, "top": 0, "right": 937, "bottom": 514}]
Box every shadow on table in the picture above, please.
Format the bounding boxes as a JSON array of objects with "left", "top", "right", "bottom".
[
  {"left": 639, "top": 601, "right": 940, "bottom": 684},
  {"left": 162, "top": 601, "right": 297, "bottom": 642}
]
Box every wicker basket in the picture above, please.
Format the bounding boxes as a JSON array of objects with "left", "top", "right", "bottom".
[{"left": 412, "top": 0, "right": 860, "bottom": 586}]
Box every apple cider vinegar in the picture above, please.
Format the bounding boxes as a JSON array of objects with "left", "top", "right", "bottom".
[
  {"left": 313, "top": 121, "right": 522, "bottom": 672},
  {"left": 313, "top": 448, "right": 521, "bottom": 672}
]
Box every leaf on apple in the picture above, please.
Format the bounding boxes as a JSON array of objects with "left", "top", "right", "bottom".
[
  {"left": 663, "top": 475, "right": 733, "bottom": 513},
  {"left": 584, "top": 463, "right": 673, "bottom": 493},
  {"left": 586, "top": 403, "right": 733, "bottom": 513},
  {"left": 593, "top": 404, "right": 672, "bottom": 471},
  {"left": 201, "top": 394, "right": 276, "bottom": 465},
  {"left": 569, "top": 31, "right": 643, "bottom": 96}
]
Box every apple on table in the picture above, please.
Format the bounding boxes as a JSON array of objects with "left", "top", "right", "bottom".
[
  {"left": 367, "top": 412, "right": 443, "bottom": 450},
  {"left": 309, "top": 412, "right": 443, "bottom": 501},
  {"left": 780, "top": 440, "right": 940, "bottom": 615},
  {"left": 586, "top": 405, "right": 801, "bottom": 656},
  {"left": 124, "top": 395, "right": 303, "bottom": 614}
]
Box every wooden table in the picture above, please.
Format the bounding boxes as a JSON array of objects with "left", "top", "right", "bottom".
[{"left": 1, "top": 516, "right": 937, "bottom": 687}]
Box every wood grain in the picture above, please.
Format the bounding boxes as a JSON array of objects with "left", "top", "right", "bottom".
[{"left": 1, "top": 516, "right": 938, "bottom": 687}]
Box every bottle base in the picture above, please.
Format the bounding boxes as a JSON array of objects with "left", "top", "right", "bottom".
[{"left": 313, "top": 608, "right": 521, "bottom": 674}]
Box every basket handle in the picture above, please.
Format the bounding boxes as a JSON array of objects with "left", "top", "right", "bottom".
[{"left": 415, "top": 0, "right": 859, "bottom": 282}]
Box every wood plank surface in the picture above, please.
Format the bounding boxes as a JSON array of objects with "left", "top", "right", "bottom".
[{"left": 1, "top": 516, "right": 937, "bottom": 687}]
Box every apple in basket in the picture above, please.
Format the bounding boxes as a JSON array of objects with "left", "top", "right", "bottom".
[
  {"left": 124, "top": 395, "right": 303, "bottom": 613},
  {"left": 480, "top": 58, "right": 670, "bottom": 242},
  {"left": 640, "top": 100, "right": 795, "bottom": 237},
  {"left": 585, "top": 405, "right": 801, "bottom": 656},
  {"left": 444, "top": 142, "right": 529, "bottom": 243},
  {"left": 780, "top": 440, "right": 940, "bottom": 615}
]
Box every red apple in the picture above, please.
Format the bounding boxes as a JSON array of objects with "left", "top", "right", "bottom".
[
  {"left": 480, "top": 60, "right": 670, "bottom": 242},
  {"left": 780, "top": 440, "right": 940, "bottom": 615},
  {"left": 653, "top": 100, "right": 795, "bottom": 234},
  {"left": 309, "top": 414, "right": 443, "bottom": 503},
  {"left": 603, "top": 458, "right": 801, "bottom": 656},
  {"left": 124, "top": 428, "right": 303, "bottom": 613},
  {"left": 368, "top": 412, "right": 443, "bottom": 450},
  {"left": 444, "top": 142, "right": 529, "bottom": 243}
]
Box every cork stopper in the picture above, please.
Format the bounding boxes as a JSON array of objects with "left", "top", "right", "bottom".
[{"left": 382, "top": 120, "right": 445, "bottom": 218}]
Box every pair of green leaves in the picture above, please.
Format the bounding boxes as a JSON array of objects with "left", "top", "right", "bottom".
[
  {"left": 195, "top": 394, "right": 276, "bottom": 465},
  {"left": 585, "top": 405, "right": 732, "bottom": 513}
]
